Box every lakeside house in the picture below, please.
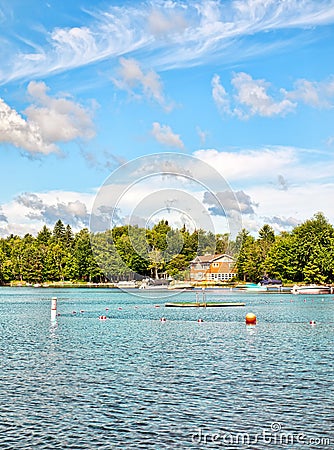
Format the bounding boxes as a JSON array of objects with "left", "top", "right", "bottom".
[{"left": 190, "top": 254, "right": 237, "bottom": 283}]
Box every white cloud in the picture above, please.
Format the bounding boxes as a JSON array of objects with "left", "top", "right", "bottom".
[
  {"left": 212, "top": 72, "right": 296, "bottom": 118},
  {"left": 51, "top": 27, "right": 98, "bottom": 64},
  {"left": 231, "top": 72, "right": 296, "bottom": 118},
  {"left": 2, "top": 145, "right": 334, "bottom": 237},
  {"left": 194, "top": 146, "right": 334, "bottom": 190},
  {"left": 26, "top": 81, "right": 95, "bottom": 142},
  {"left": 211, "top": 74, "right": 231, "bottom": 115},
  {"left": 192, "top": 145, "right": 334, "bottom": 232},
  {"left": 248, "top": 182, "right": 334, "bottom": 229},
  {"left": 2, "top": 1, "right": 334, "bottom": 83},
  {"left": 212, "top": 72, "right": 334, "bottom": 118},
  {"left": 0, "top": 97, "right": 58, "bottom": 154},
  {"left": 151, "top": 122, "right": 184, "bottom": 149},
  {"left": 0, "top": 190, "right": 94, "bottom": 237},
  {"left": 113, "top": 57, "right": 172, "bottom": 110},
  {"left": 283, "top": 77, "right": 334, "bottom": 108},
  {"left": 15, "top": 191, "right": 91, "bottom": 227},
  {"left": 193, "top": 147, "right": 296, "bottom": 182},
  {"left": 148, "top": 8, "right": 187, "bottom": 37},
  {"left": 0, "top": 82, "right": 95, "bottom": 155}
]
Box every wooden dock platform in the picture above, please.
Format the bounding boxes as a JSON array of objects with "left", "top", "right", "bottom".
[{"left": 165, "top": 302, "right": 245, "bottom": 308}]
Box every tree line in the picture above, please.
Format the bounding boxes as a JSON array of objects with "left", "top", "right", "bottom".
[
  {"left": 0, "top": 219, "right": 229, "bottom": 284},
  {"left": 236, "top": 212, "right": 334, "bottom": 284},
  {"left": 0, "top": 212, "right": 333, "bottom": 285}
]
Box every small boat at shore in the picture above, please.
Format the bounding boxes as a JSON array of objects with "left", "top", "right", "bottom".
[
  {"left": 235, "top": 283, "right": 267, "bottom": 292},
  {"left": 168, "top": 282, "right": 194, "bottom": 290},
  {"left": 291, "top": 284, "right": 332, "bottom": 295},
  {"left": 116, "top": 281, "right": 138, "bottom": 289}
]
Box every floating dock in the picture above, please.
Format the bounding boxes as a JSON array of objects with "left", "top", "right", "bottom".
[{"left": 165, "top": 302, "right": 245, "bottom": 308}]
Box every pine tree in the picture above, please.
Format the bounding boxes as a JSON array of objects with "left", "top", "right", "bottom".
[
  {"left": 37, "top": 225, "right": 52, "bottom": 244},
  {"left": 52, "top": 220, "right": 66, "bottom": 243}
]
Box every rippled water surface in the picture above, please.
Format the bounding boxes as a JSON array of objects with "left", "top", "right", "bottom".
[{"left": 0, "top": 287, "right": 333, "bottom": 449}]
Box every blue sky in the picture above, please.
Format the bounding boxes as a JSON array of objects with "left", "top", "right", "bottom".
[{"left": 0, "top": 0, "right": 334, "bottom": 237}]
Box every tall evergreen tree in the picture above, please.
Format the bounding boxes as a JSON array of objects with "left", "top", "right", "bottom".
[
  {"left": 64, "top": 224, "right": 74, "bottom": 248},
  {"left": 52, "top": 220, "right": 66, "bottom": 243},
  {"left": 37, "top": 225, "right": 52, "bottom": 244}
]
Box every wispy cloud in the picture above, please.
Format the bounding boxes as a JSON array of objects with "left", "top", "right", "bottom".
[
  {"left": 196, "top": 126, "right": 209, "bottom": 145},
  {"left": 113, "top": 57, "right": 172, "bottom": 110},
  {"left": 0, "top": 82, "right": 95, "bottom": 154},
  {"left": 283, "top": 76, "right": 334, "bottom": 108},
  {"left": 151, "top": 122, "right": 184, "bottom": 149},
  {"left": 212, "top": 74, "right": 231, "bottom": 115},
  {"left": 1, "top": 0, "right": 334, "bottom": 83},
  {"left": 81, "top": 148, "right": 127, "bottom": 172},
  {"left": 148, "top": 7, "right": 188, "bottom": 37}
]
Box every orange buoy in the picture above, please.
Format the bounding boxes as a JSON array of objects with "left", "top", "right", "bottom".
[{"left": 245, "top": 313, "right": 257, "bottom": 325}]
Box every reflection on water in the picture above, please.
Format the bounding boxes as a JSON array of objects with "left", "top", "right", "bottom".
[{"left": 0, "top": 287, "right": 333, "bottom": 449}]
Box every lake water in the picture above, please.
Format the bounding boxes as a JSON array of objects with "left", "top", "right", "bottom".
[{"left": 0, "top": 287, "right": 333, "bottom": 449}]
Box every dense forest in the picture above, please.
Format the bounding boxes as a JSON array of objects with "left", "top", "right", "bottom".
[{"left": 0, "top": 212, "right": 334, "bottom": 285}]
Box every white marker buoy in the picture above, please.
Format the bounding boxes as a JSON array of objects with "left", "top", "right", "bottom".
[{"left": 51, "top": 297, "right": 57, "bottom": 321}]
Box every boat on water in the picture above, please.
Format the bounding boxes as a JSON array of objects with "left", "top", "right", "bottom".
[
  {"left": 139, "top": 278, "right": 170, "bottom": 290},
  {"left": 116, "top": 281, "right": 138, "bottom": 289},
  {"left": 260, "top": 276, "right": 282, "bottom": 286},
  {"left": 235, "top": 282, "right": 267, "bottom": 292},
  {"left": 168, "top": 282, "right": 194, "bottom": 290},
  {"left": 139, "top": 284, "right": 169, "bottom": 291},
  {"left": 291, "top": 284, "right": 332, "bottom": 295}
]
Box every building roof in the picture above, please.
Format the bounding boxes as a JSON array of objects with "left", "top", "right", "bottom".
[{"left": 191, "top": 253, "right": 234, "bottom": 264}]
